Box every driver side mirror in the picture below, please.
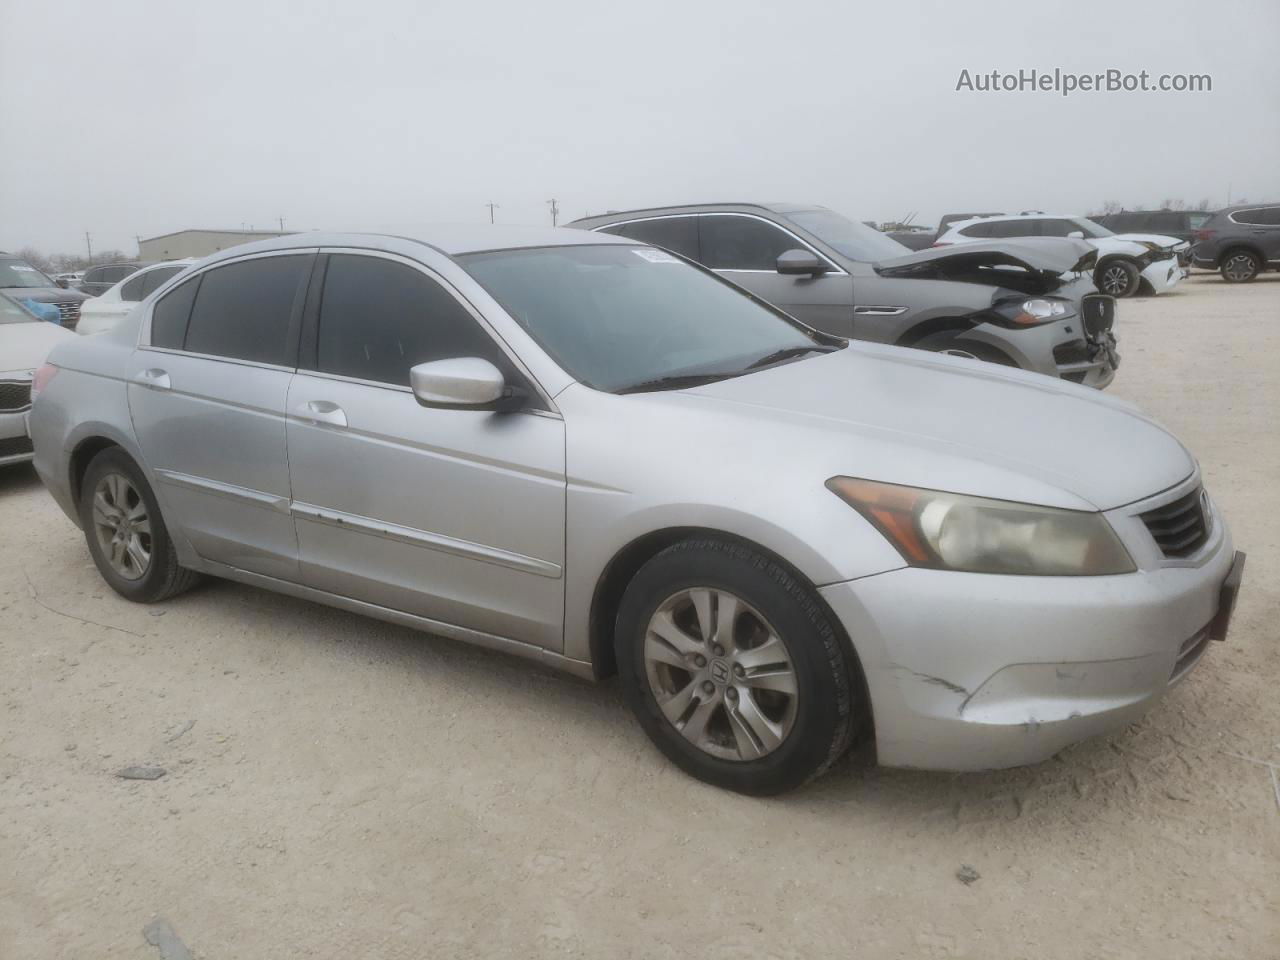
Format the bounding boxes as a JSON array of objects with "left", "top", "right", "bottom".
[
  {"left": 1067, "top": 231, "right": 1085, "bottom": 239},
  {"left": 776, "top": 248, "right": 828, "bottom": 276},
  {"left": 409, "top": 357, "right": 528, "bottom": 412}
]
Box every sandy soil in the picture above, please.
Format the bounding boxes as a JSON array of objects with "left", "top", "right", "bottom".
[{"left": 2, "top": 273, "right": 1277, "bottom": 959}]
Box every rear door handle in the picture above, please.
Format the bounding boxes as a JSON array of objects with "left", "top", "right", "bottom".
[
  {"left": 295, "top": 400, "right": 347, "bottom": 428},
  {"left": 134, "top": 368, "right": 170, "bottom": 390}
]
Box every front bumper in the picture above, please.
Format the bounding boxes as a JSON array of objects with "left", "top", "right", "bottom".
[
  {"left": 1140, "top": 257, "right": 1184, "bottom": 295},
  {"left": 961, "top": 316, "right": 1117, "bottom": 390},
  {"left": 820, "top": 477, "right": 1236, "bottom": 771},
  {"left": 0, "top": 374, "right": 35, "bottom": 466}
]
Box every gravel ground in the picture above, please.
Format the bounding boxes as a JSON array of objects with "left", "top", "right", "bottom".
[{"left": 2, "top": 273, "right": 1277, "bottom": 959}]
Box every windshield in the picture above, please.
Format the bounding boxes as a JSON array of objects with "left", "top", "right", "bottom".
[
  {"left": 1071, "top": 217, "right": 1113, "bottom": 239},
  {"left": 781, "top": 208, "right": 910, "bottom": 262},
  {"left": 0, "top": 258, "right": 54, "bottom": 289},
  {"left": 460, "top": 245, "right": 833, "bottom": 393},
  {"left": 0, "top": 296, "right": 39, "bottom": 324}
]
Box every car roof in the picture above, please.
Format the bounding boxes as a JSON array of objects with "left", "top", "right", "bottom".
[
  {"left": 569, "top": 202, "right": 820, "bottom": 226},
  {"left": 191, "top": 227, "right": 637, "bottom": 268},
  {"left": 944, "top": 213, "right": 1087, "bottom": 232}
]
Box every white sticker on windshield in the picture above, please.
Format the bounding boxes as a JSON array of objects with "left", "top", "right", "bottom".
[
  {"left": 11, "top": 264, "right": 35, "bottom": 272},
  {"left": 632, "top": 248, "right": 680, "bottom": 264}
]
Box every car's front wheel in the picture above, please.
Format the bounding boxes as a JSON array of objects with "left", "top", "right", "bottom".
[
  {"left": 1220, "top": 249, "right": 1261, "bottom": 283},
  {"left": 78, "top": 447, "right": 199, "bottom": 603},
  {"left": 911, "top": 331, "right": 1018, "bottom": 367},
  {"left": 615, "top": 538, "right": 860, "bottom": 795},
  {"left": 1095, "top": 259, "right": 1141, "bottom": 297}
]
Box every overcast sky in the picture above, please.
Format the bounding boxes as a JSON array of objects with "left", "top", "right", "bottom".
[{"left": 2, "top": 0, "right": 1277, "bottom": 255}]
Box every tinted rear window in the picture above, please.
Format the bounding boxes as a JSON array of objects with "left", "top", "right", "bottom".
[
  {"left": 151, "top": 276, "right": 201, "bottom": 349},
  {"left": 183, "top": 256, "right": 309, "bottom": 365},
  {"left": 1233, "top": 206, "right": 1280, "bottom": 226},
  {"left": 599, "top": 217, "right": 699, "bottom": 260},
  {"left": 140, "top": 265, "right": 185, "bottom": 297}
]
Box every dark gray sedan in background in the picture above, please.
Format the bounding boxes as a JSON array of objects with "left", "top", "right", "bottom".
[{"left": 572, "top": 203, "right": 1118, "bottom": 388}]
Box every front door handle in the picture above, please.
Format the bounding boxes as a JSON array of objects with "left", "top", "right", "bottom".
[
  {"left": 134, "top": 368, "right": 171, "bottom": 390},
  {"left": 296, "top": 400, "right": 347, "bottom": 428}
]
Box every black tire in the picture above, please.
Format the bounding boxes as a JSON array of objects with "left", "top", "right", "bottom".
[
  {"left": 615, "top": 538, "right": 860, "bottom": 795},
  {"left": 1220, "top": 249, "right": 1261, "bottom": 283},
  {"left": 1095, "top": 259, "right": 1141, "bottom": 298},
  {"left": 78, "top": 447, "right": 199, "bottom": 603},
  {"left": 910, "top": 331, "right": 1018, "bottom": 367}
]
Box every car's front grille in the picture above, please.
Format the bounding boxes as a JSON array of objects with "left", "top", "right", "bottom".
[
  {"left": 52, "top": 300, "right": 81, "bottom": 328},
  {"left": 1080, "top": 294, "right": 1115, "bottom": 337},
  {"left": 0, "top": 435, "right": 34, "bottom": 459},
  {"left": 0, "top": 379, "right": 32, "bottom": 412},
  {"left": 1141, "top": 488, "right": 1210, "bottom": 558}
]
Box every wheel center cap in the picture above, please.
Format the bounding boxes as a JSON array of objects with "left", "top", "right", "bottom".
[{"left": 709, "top": 658, "right": 730, "bottom": 685}]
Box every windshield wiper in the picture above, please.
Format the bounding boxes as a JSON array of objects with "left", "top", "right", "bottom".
[
  {"left": 615, "top": 371, "right": 742, "bottom": 395},
  {"left": 744, "top": 345, "right": 835, "bottom": 370}
]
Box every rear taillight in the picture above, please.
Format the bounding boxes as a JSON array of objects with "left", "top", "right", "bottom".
[
  {"left": 930, "top": 241, "right": 952, "bottom": 248},
  {"left": 1194, "top": 229, "right": 1216, "bottom": 244},
  {"left": 30, "top": 363, "right": 58, "bottom": 402}
]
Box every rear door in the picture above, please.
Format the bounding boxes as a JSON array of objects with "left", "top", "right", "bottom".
[
  {"left": 697, "top": 213, "right": 854, "bottom": 336},
  {"left": 128, "top": 251, "right": 313, "bottom": 579},
  {"left": 284, "top": 250, "right": 567, "bottom": 649},
  {"left": 1233, "top": 206, "right": 1280, "bottom": 263}
]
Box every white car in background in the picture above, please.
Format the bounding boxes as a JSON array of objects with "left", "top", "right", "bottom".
[
  {"left": 0, "top": 294, "right": 74, "bottom": 466},
  {"left": 76, "top": 260, "right": 196, "bottom": 336},
  {"left": 936, "top": 214, "right": 1189, "bottom": 298}
]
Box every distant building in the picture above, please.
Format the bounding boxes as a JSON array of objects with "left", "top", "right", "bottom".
[{"left": 138, "top": 229, "right": 293, "bottom": 261}]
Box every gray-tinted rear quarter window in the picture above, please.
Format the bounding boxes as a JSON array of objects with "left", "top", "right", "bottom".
[
  {"left": 600, "top": 217, "right": 699, "bottom": 260},
  {"left": 1233, "top": 206, "right": 1280, "bottom": 226},
  {"left": 183, "top": 256, "right": 309, "bottom": 365},
  {"left": 140, "top": 265, "right": 184, "bottom": 298},
  {"left": 120, "top": 272, "right": 149, "bottom": 301},
  {"left": 700, "top": 215, "right": 803, "bottom": 270},
  {"left": 150, "top": 276, "right": 200, "bottom": 349}
]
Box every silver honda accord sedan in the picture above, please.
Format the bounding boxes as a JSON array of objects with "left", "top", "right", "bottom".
[{"left": 27, "top": 227, "right": 1244, "bottom": 795}]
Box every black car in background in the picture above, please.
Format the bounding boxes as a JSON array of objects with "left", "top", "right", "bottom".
[
  {"left": 1189, "top": 203, "right": 1280, "bottom": 282},
  {"left": 0, "top": 253, "right": 89, "bottom": 328},
  {"left": 76, "top": 262, "right": 143, "bottom": 297},
  {"left": 1093, "top": 209, "right": 1213, "bottom": 250}
]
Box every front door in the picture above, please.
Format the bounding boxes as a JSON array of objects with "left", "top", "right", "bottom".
[
  {"left": 128, "top": 251, "right": 313, "bottom": 579},
  {"left": 284, "top": 251, "right": 567, "bottom": 649},
  {"left": 698, "top": 213, "right": 856, "bottom": 336}
]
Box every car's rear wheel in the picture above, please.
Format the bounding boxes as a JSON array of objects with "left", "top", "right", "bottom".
[
  {"left": 615, "top": 538, "right": 859, "bottom": 795},
  {"left": 1220, "top": 249, "right": 1261, "bottom": 283},
  {"left": 1095, "top": 259, "right": 1141, "bottom": 297},
  {"left": 78, "top": 448, "right": 199, "bottom": 603}
]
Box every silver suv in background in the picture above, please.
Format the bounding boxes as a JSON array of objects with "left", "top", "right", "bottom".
[{"left": 571, "top": 204, "right": 1117, "bottom": 388}]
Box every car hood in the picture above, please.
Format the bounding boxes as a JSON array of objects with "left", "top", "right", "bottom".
[
  {"left": 665, "top": 345, "right": 1192, "bottom": 511},
  {"left": 0, "top": 321, "right": 75, "bottom": 375},
  {"left": 872, "top": 238, "right": 1096, "bottom": 294},
  {"left": 0, "top": 286, "right": 89, "bottom": 303},
  {"left": 1110, "top": 233, "right": 1189, "bottom": 251}
]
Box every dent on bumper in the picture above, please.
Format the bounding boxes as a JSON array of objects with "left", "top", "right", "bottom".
[{"left": 819, "top": 533, "right": 1233, "bottom": 771}]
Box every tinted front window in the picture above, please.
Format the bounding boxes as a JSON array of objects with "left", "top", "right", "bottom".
[
  {"left": 1234, "top": 206, "right": 1280, "bottom": 226},
  {"left": 600, "top": 217, "right": 699, "bottom": 259},
  {"left": 0, "top": 258, "right": 54, "bottom": 289},
  {"left": 460, "top": 245, "right": 827, "bottom": 393},
  {"left": 1070, "top": 218, "right": 1113, "bottom": 238},
  {"left": 700, "top": 215, "right": 808, "bottom": 270},
  {"left": 316, "top": 255, "right": 507, "bottom": 386},
  {"left": 150, "top": 277, "right": 201, "bottom": 349},
  {"left": 1033, "top": 219, "right": 1075, "bottom": 237},
  {"left": 781, "top": 208, "right": 907, "bottom": 261},
  {"left": 184, "top": 256, "right": 308, "bottom": 364}
]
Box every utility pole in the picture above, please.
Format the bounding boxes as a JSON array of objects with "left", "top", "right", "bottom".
[
  {"left": 85, "top": 232, "right": 93, "bottom": 262},
  {"left": 484, "top": 202, "right": 499, "bottom": 224},
  {"left": 546, "top": 199, "right": 560, "bottom": 227},
  {"left": 278, "top": 217, "right": 286, "bottom": 232}
]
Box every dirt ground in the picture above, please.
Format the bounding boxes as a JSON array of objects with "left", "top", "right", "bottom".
[{"left": 2, "top": 273, "right": 1277, "bottom": 959}]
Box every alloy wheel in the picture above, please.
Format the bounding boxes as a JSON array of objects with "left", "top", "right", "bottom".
[
  {"left": 91, "top": 473, "right": 152, "bottom": 581},
  {"left": 1223, "top": 254, "right": 1256, "bottom": 282},
  {"left": 1100, "top": 265, "right": 1132, "bottom": 295},
  {"left": 643, "top": 588, "right": 799, "bottom": 762}
]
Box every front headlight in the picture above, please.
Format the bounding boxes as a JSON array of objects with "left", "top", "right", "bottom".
[
  {"left": 991, "top": 297, "right": 1073, "bottom": 328},
  {"left": 826, "top": 477, "right": 1135, "bottom": 576}
]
